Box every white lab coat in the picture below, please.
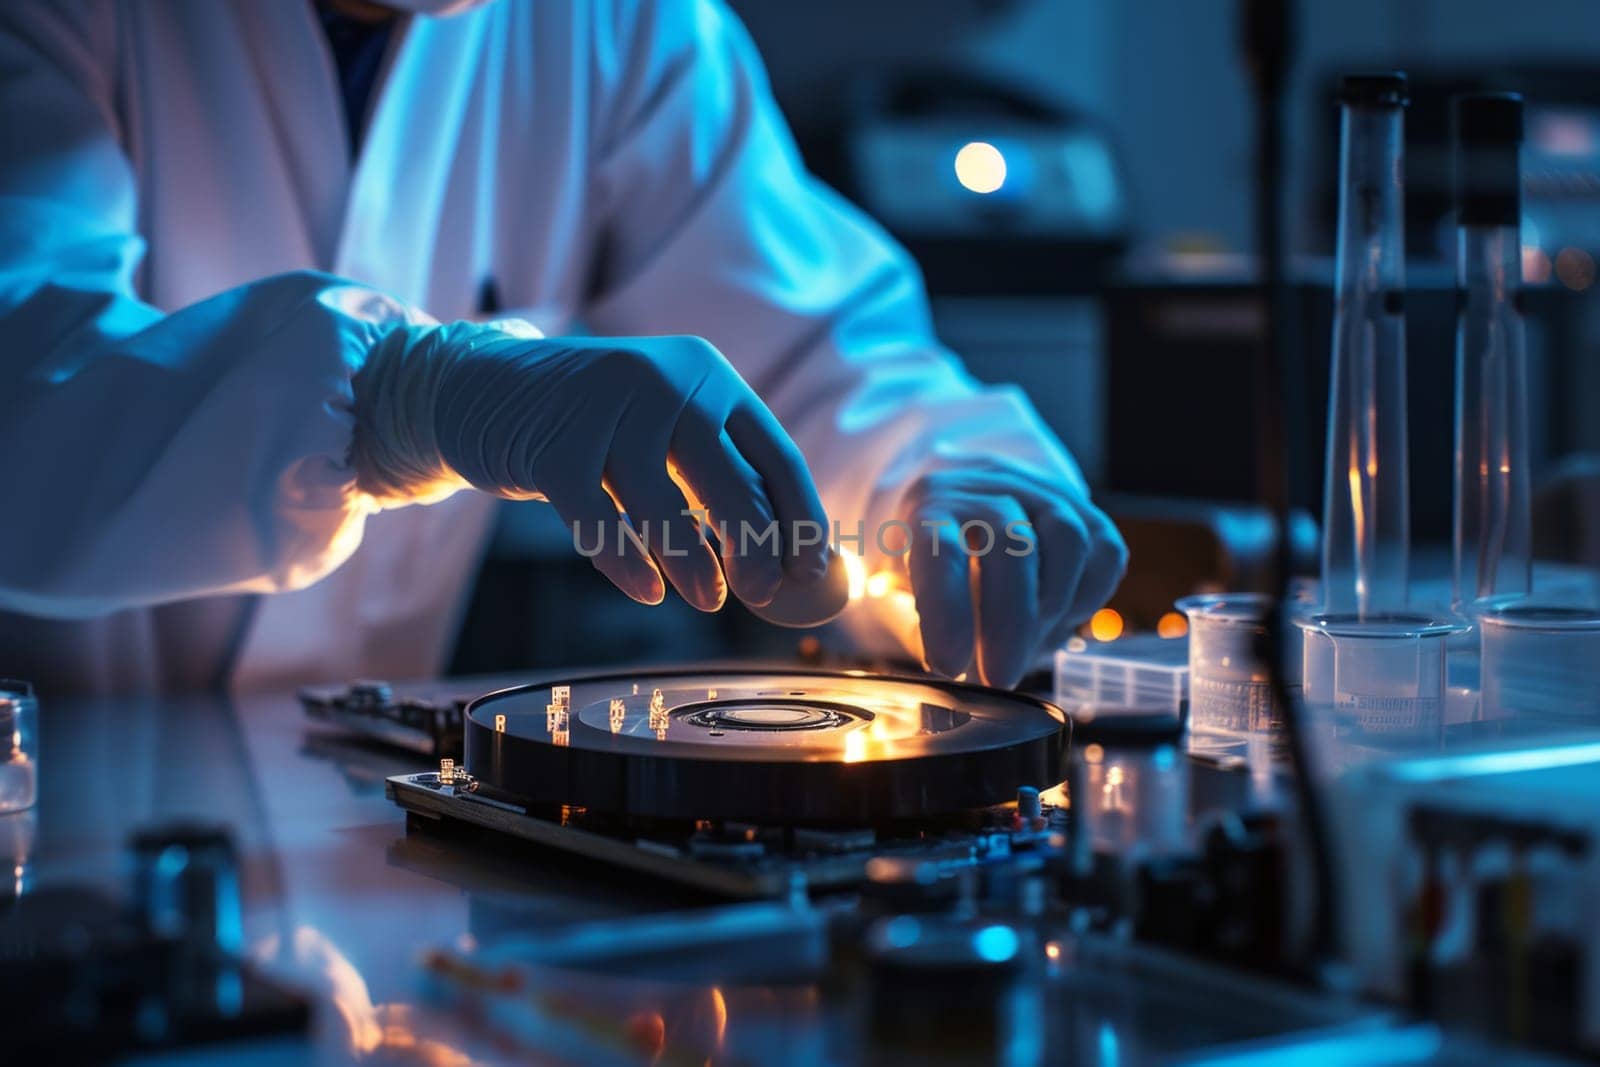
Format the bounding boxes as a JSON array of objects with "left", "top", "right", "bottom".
[{"left": 0, "top": 0, "right": 1088, "bottom": 695}]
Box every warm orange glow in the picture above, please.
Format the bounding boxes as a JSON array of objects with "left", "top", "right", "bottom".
[
  {"left": 1556, "top": 246, "right": 1596, "bottom": 291},
  {"left": 843, "top": 730, "right": 867, "bottom": 763},
  {"left": 256, "top": 927, "right": 471, "bottom": 1066},
  {"left": 1156, "top": 611, "right": 1188, "bottom": 639},
  {"left": 1347, "top": 463, "right": 1366, "bottom": 603},
  {"left": 840, "top": 546, "right": 869, "bottom": 601},
  {"left": 1089, "top": 608, "right": 1124, "bottom": 642},
  {"left": 1083, "top": 742, "right": 1104, "bottom": 764},
  {"left": 626, "top": 1012, "right": 667, "bottom": 1058},
  {"left": 1524, "top": 246, "right": 1551, "bottom": 284},
  {"left": 1045, "top": 941, "right": 1062, "bottom": 961},
  {"left": 1102, "top": 763, "right": 1126, "bottom": 810},
  {"left": 866, "top": 572, "right": 893, "bottom": 599},
  {"left": 710, "top": 986, "right": 728, "bottom": 1048}
]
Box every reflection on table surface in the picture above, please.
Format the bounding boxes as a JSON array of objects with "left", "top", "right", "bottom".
[
  {"left": 30, "top": 684, "right": 714, "bottom": 1065},
  {"left": 27, "top": 682, "right": 1456, "bottom": 1066}
]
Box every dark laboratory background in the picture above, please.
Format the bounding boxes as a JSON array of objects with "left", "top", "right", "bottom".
[{"left": 450, "top": 0, "right": 1600, "bottom": 676}]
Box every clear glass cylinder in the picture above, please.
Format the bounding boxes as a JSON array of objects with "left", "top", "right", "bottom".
[
  {"left": 1451, "top": 91, "right": 1532, "bottom": 609},
  {"left": 1321, "top": 80, "right": 1411, "bottom": 618},
  {"left": 0, "top": 680, "right": 38, "bottom": 813},
  {"left": 1452, "top": 224, "right": 1531, "bottom": 605}
]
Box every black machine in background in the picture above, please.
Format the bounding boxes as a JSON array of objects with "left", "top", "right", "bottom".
[
  {"left": 1101, "top": 268, "right": 1587, "bottom": 544},
  {"left": 822, "top": 70, "right": 1131, "bottom": 295}
]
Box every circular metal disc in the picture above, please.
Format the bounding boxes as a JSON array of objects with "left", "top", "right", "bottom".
[
  {"left": 743, "top": 546, "right": 851, "bottom": 628},
  {"left": 464, "top": 669, "right": 1068, "bottom": 822}
]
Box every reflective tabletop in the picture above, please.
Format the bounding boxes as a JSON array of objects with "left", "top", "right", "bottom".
[
  {"left": 14, "top": 680, "right": 1549, "bottom": 1066},
  {"left": 19, "top": 680, "right": 721, "bottom": 1064}
]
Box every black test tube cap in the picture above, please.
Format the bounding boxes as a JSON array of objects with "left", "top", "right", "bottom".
[
  {"left": 1454, "top": 92, "right": 1524, "bottom": 226},
  {"left": 1338, "top": 71, "right": 1409, "bottom": 107}
]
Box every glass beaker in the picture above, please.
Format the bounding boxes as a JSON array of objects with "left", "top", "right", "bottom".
[
  {"left": 1177, "top": 593, "right": 1281, "bottom": 754},
  {"left": 1297, "top": 612, "right": 1463, "bottom": 777},
  {"left": 1476, "top": 594, "right": 1600, "bottom": 723}
]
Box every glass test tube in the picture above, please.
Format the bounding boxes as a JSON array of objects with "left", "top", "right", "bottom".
[
  {"left": 1321, "top": 72, "right": 1412, "bottom": 618},
  {"left": 1452, "top": 92, "right": 1532, "bottom": 606}
]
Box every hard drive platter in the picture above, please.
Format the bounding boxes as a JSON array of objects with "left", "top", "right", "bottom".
[{"left": 458, "top": 668, "right": 1069, "bottom": 822}]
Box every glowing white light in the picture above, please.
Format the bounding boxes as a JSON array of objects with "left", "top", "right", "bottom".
[
  {"left": 843, "top": 730, "right": 868, "bottom": 763},
  {"left": 955, "top": 141, "right": 1007, "bottom": 194}
]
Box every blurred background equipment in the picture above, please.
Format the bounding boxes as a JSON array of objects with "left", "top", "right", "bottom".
[
  {"left": 825, "top": 69, "right": 1128, "bottom": 295},
  {"left": 0, "top": 823, "right": 309, "bottom": 1061},
  {"left": 445, "top": 0, "right": 1600, "bottom": 680}
]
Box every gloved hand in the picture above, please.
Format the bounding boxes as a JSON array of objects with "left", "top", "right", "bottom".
[
  {"left": 895, "top": 458, "right": 1127, "bottom": 689},
  {"left": 351, "top": 323, "right": 831, "bottom": 613}
]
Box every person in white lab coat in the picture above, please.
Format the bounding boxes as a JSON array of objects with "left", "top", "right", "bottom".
[{"left": 0, "top": 0, "right": 1127, "bottom": 697}]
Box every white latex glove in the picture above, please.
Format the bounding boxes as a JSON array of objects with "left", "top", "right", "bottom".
[
  {"left": 351, "top": 323, "right": 831, "bottom": 613},
  {"left": 895, "top": 457, "right": 1127, "bottom": 689}
]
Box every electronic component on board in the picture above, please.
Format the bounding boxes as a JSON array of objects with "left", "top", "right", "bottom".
[{"left": 298, "top": 679, "right": 468, "bottom": 759}]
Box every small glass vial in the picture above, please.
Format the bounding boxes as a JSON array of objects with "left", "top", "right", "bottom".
[{"left": 0, "top": 680, "right": 38, "bottom": 813}]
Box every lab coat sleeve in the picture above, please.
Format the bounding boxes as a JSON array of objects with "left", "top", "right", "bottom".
[
  {"left": 0, "top": 5, "right": 393, "bottom": 618},
  {"left": 582, "top": 0, "right": 1091, "bottom": 648}
]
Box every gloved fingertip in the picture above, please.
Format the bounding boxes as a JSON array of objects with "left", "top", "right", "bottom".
[
  {"left": 735, "top": 583, "right": 779, "bottom": 610},
  {"left": 633, "top": 581, "right": 667, "bottom": 607},
  {"left": 665, "top": 566, "right": 726, "bottom": 614},
  {"left": 615, "top": 567, "right": 665, "bottom": 606},
  {"left": 729, "top": 560, "right": 783, "bottom": 609},
  {"left": 977, "top": 639, "right": 1031, "bottom": 692},
  {"left": 695, "top": 581, "right": 729, "bottom": 614},
  {"left": 781, "top": 547, "right": 828, "bottom": 584},
  {"left": 924, "top": 641, "right": 973, "bottom": 682},
  {"left": 979, "top": 659, "right": 1025, "bottom": 691}
]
